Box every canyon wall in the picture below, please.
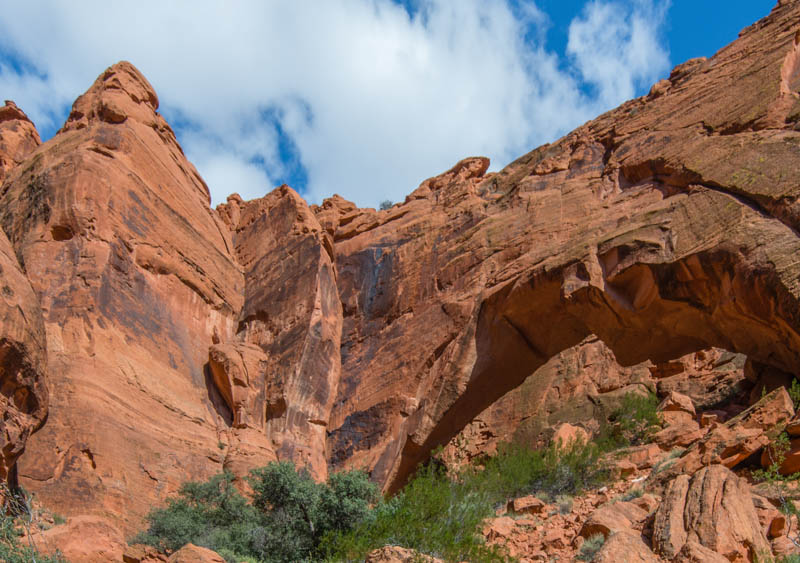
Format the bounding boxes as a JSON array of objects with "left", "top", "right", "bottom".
[{"left": 0, "top": 0, "right": 799, "bottom": 538}]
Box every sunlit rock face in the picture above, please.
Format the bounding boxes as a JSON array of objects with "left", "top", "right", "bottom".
[{"left": 3, "top": 1, "right": 800, "bottom": 542}]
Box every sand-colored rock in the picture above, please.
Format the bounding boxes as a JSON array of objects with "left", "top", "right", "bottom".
[
  {"left": 592, "top": 530, "right": 660, "bottom": 563},
  {"left": 658, "top": 391, "right": 696, "bottom": 416},
  {"left": 552, "top": 422, "right": 589, "bottom": 447},
  {"left": 675, "top": 540, "right": 730, "bottom": 563},
  {"left": 653, "top": 411, "right": 705, "bottom": 449},
  {"left": 655, "top": 387, "right": 794, "bottom": 485},
  {"left": 0, "top": 100, "right": 40, "bottom": 182},
  {"left": 654, "top": 349, "right": 749, "bottom": 410},
  {"left": 208, "top": 342, "right": 269, "bottom": 430},
  {"left": 3, "top": 62, "right": 250, "bottom": 534},
  {"left": 653, "top": 465, "right": 771, "bottom": 561},
  {"left": 218, "top": 185, "right": 343, "bottom": 480},
  {"left": 508, "top": 495, "right": 546, "bottom": 515},
  {"left": 27, "top": 515, "right": 126, "bottom": 562},
  {"left": 123, "top": 544, "right": 168, "bottom": 563},
  {"left": 167, "top": 543, "right": 225, "bottom": 563},
  {"left": 579, "top": 501, "right": 649, "bottom": 539}
]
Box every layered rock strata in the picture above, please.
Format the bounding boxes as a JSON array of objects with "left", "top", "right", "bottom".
[
  {"left": 2, "top": 0, "right": 800, "bottom": 542},
  {"left": 1, "top": 62, "right": 256, "bottom": 533}
]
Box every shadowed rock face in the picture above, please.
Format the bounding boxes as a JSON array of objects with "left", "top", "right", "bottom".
[
  {"left": 217, "top": 187, "right": 342, "bottom": 481},
  {"left": 0, "top": 103, "right": 47, "bottom": 490},
  {"left": 2, "top": 0, "right": 800, "bottom": 537},
  {"left": 0, "top": 228, "right": 47, "bottom": 488}
]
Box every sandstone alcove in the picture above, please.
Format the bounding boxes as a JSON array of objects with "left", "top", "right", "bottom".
[{"left": 387, "top": 246, "right": 800, "bottom": 492}]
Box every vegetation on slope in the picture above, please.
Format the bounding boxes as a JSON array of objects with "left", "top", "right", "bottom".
[{"left": 135, "top": 391, "right": 661, "bottom": 562}]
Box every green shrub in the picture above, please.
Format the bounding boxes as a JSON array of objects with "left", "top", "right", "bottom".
[
  {"left": 132, "top": 471, "right": 258, "bottom": 559},
  {"left": 322, "top": 462, "right": 502, "bottom": 562},
  {"left": 135, "top": 464, "right": 377, "bottom": 563},
  {"left": 326, "top": 438, "right": 608, "bottom": 562},
  {"left": 789, "top": 379, "right": 800, "bottom": 410},
  {"left": 0, "top": 486, "right": 67, "bottom": 563},
  {"left": 137, "top": 439, "right": 611, "bottom": 563},
  {"left": 379, "top": 200, "right": 393, "bottom": 211},
  {"left": 620, "top": 488, "right": 643, "bottom": 502},
  {"left": 576, "top": 534, "right": 605, "bottom": 561},
  {"left": 597, "top": 391, "right": 662, "bottom": 449}
]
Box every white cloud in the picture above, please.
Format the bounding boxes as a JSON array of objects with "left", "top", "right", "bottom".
[
  {"left": 0, "top": 0, "right": 671, "bottom": 208},
  {"left": 568, "top": 0, "right": 671, "bottom": 107}
]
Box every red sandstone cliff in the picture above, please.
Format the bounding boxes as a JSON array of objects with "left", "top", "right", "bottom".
[{"left": 0, "top": 3, "right": 800, "bottom": 556}]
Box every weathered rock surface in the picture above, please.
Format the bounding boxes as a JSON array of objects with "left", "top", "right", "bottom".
[
  {"left": 327, "top": 2, "right": 800, "bottom": 492},
  {"left": 0, "top": 223, "right": 47, "bottom": 487},
  {"left": 2, "top": 62, "right": 250, "bottom": 534},
  {"left": 3, "top": 4, "right": 800, "bottom": 556},
  {"left": 592, "top": 530, "right": 660, "bottom": 563},
  {"left": 0, "top": 100, "right": 40, "bottom": 182},
  {"left": 654, "top": 387, "right": 794, "bottom": 485},
  {"left": 579, "top": 501, "right": 649, "bottom": 539},
  {"left": 653, "top": 465, "right": 771, "bottom": 561},
  {"left": 217, "top": 185, "right": 342, "bottom": 480},
  {"left": 27, "top": 515, "right": 126, "bottom": 563}
]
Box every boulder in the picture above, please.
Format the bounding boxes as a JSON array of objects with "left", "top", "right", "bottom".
[
  {"left": 508, "top": 495, "right": 546, "bottom": 515},
  {"left": 27, "top": 515, "right": 126, "bottom": 562},
  {"left": 168, "top": 544, "right": 225, "bottom": 563},
  {"left": 675, "top": 540, "right": 729, "bottom": 563},
  {"left": 552, "top": 422, "right": 589, "bottom": 447},
  {"left": 655, "top": 388, "right": 794, "bottom": 485},
  {"left": 658, "top": 391, "right": 696, "bottom": 416},
  {"left": 652, "top": 465, "right": 771, "bottom": 561},
  {"left": 484, "top": 516, "right": 516, "bottom": 541},
  {"left": 592, "top": 530, "right": 660, "bottom": 562},
  {"left": 580, "top": 501, "right": 649, "bottom": 539}
]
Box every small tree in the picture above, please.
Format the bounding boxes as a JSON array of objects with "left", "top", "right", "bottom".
[{"left": 379, "top": 200, "right": 393, "bottom": 210}]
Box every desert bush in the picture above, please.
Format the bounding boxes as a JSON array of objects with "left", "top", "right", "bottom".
[
  {"left": 0, "top": 485, "right": 66, "bottom": 563},
  {"left": 597, "top": 391, "right": 662, "bottom": 448},
  {"left": 135, "top": 464, "right": 377, "bottom": 563},
  {"left": 576, "top": 534, "right": 605, "bottom": 561},
  {"left": 322, "top": 462, "right": 502, "bottom": 562},
  {"left": 789, "top": 379, "right": 800, "bottom": 410},
  {"left": 327, "top": 438, "right": 608, "bottom": 562},
  {"left": 137, "top": 438, "right": 612, "bottom": 562},
  {"left": 133, "top": 471, "right": 258, "bottom": 558}
]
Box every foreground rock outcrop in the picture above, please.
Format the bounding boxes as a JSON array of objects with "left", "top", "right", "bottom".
[{"left": 653, "top": 465, "right": 771, "bottom": 560}]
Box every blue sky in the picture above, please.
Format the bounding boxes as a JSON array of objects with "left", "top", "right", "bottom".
[{"left": 0, "top": 1, "right": 778, "bottom": 207}]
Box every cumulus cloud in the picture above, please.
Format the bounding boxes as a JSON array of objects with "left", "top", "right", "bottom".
[
  {"left": 568, "top": 0, "right": 671, "bottom": 107},
  {"left": 0, "top": 0, "right": 671, "bottom": 208}
]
